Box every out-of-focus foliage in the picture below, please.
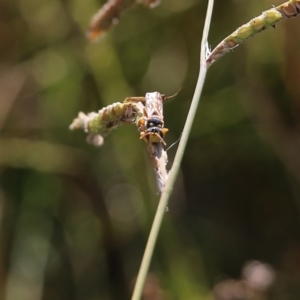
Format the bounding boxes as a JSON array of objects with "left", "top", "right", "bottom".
[{"left": 1, "top": 0, "right": 300, "bottom": 299}]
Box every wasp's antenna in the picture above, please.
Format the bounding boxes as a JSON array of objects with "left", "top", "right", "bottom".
[
  {"left": 166, "top": 133, "right": 182, "bottom": 152},
  {"left": 163, "top": 87, "right": 181, "bottom": 101}
]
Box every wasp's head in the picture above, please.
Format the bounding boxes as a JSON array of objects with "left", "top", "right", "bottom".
[
  {"left": 146, "top": 117, "right": 163, "bottom": 130},
  {"left": 141, "top": 117, "right": 168, "bottom": 145}
]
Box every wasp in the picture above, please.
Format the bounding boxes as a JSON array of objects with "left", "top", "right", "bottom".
[
  {"left": 124, "top": 91, "right": 175, "bottom": 191},
  {"left": 124, "top": 91, "right": 178, "bottom": 146},
  {"left": 139, "top": 92, "right": 169, "bottom": 145}
]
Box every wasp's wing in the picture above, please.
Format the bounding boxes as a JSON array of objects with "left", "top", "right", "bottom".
[{"left": 145, "top": 92, "right": 164, "bottom": 118}]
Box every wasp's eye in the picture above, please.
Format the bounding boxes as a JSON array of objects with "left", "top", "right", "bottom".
[{"left": 147, "top": 117, "right": 163, "bottom": 128}]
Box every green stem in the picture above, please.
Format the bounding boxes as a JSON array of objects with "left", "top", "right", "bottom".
[{"left": 131, "top": 1, "right": 214, "bottom": 299}]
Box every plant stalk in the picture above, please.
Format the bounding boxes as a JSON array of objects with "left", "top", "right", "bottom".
[{"left": 131, "top": 1, "right": 214, "bottom": 299}]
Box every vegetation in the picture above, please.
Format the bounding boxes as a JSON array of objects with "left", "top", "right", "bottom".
[{"left": 1, "top": 0, "right": 300, "bottom": 299}]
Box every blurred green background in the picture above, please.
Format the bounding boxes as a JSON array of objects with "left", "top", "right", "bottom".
[{"left": 1, "top": 0, "right": 300, "bottom": 299}]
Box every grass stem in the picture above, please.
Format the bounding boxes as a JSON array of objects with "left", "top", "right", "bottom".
[{"left": 131, "top": 1, "right": 215, "bottom": 299}]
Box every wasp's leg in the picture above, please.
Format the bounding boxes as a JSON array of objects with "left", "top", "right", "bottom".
[
  {"left": 136, "top": 116, "right": 147, "bottom": 131},
  {"left": 140, "top": 132, "right": 167, "bottom": 146},
  {"left": 123, "top": 96, "right": 146, "bottom": 103},
  {"left": 162, "top": 128, "right": 169, "bottom": 135}
]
